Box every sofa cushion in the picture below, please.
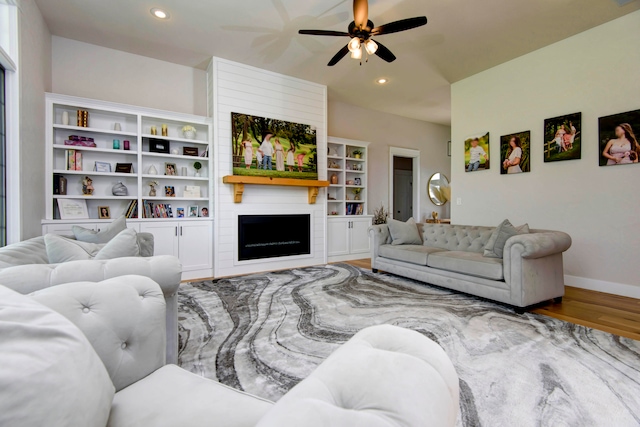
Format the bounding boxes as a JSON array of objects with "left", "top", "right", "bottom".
[
  {"left": 483, "top": 220, "right": 530, "bottom": 259},
  {"left": 45, "top": 229, "right": 141, "bottom": 263},
  {"left": 109, "top": 364, "right": 273, "bottom": 427},
  {"left": 0, "top": 285, "right": 115, "bottom": 427},
  {"left": 427, "top": 251, "right": 504, "bottom": 281},
  {"left": 0, "top": 236, "right": 50, "bottom": 268},
  {"left": 73, "top": 216, "right": 127, "bottom": 244},
  {"left": 379, "top": 245, "right": 446, "bottom": 266},
  {"left": 422, "top": 224, "right": 495, "bottom": 253},
  {"left": 387, "top": 217, "right": 422, "bottom": 245}
]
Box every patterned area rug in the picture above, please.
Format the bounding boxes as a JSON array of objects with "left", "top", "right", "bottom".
[{"left": 178, "top": 264, "right": 640, "bottom": 426}]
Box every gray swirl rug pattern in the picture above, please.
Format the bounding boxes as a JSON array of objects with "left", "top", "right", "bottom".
[{"left": 177, "top": 264, "right": 640, "bottom": 426}]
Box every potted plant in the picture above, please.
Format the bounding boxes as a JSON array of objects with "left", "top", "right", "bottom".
[
  {"left": 182, "top": 125, "right": 197, "bottom": 140},
  {"left": 352, "top": 149, "right": 363, "bottom": 159},
  {"left": 352, "top": 187, "right": 362, "bottom": 200},
  {"left": 148, "top": 180, "right": 158, "bottom": 197},
  {"left": 372, "top": 204, "right": 388, "bottom": 225},
  {"left": 193, "top": 161, "right": 202, "bottom": 177}
]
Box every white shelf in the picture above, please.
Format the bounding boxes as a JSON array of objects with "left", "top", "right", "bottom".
[
  {"left": 326, "top": 137, "right": 369, "bottom": 219},
  {"left": 143, "top": 197, "right": 209, "bottom": 202},
  {"left": 53, "top": 169, "right": 136, "bottom": 178},
  {"left": 345, "top": 170, "right": 365, "bottom": 174},
  {"left": 54, "top": 124, "right": 137, "bottom": 137},
  {"left": 54, "top": 195, "right": 137, "bottom": 200},
  {"left": 142, "top": 152, "right": 208, "bottom": 161},
  {"left": 53, "top": 144, "right": 136, "bottom": 155},
  {"left": 141, "top": 174, "right": 208, "bottom": 181},
  {"left": 141, "top": 134, "right": 209, "bottom": 145}
]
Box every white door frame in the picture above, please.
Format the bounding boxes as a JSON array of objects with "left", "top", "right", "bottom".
[{"left": 389, "top": 147, "right": 420, "bottom": 221}]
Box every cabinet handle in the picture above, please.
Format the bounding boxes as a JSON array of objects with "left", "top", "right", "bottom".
[
  {"left": 180, "top": 226, "right": 183, "bottom": 236},
  {"left": 175, "top": 227, "right": 178, "bottom": 236}
]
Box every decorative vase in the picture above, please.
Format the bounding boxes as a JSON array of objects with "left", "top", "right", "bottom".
[
  {"left": 330, "top": 173, "right": 338, "bottom": 185},
  {"left": 149, "top": 186, "right": 156, "bottom": 197},
  {"left": 354, "top": 153, "right": 361, "bottom": 159},
  {"left": 194, "top": 171, "right": 201, "bottom": 177},
  {"left": 183, "top": 130, "right": 196, "bottom": 140},
  {"left": 354, "top": 195, "right": 360, "bottom": 200},
  {"left": 147, "top": 165, "right": 158, "bottom": 175},
  {"left": 61, "top": 111, "right": 69, "bottom": 126}
]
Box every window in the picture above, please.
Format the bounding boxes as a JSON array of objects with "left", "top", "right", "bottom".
[{"left": 0, "top": 66, "right": 5, "bottom": 246}]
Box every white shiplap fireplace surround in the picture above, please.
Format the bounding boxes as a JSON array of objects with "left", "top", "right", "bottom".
[{"left": 207, "top": 58, "right": 328, "bottom": 278}]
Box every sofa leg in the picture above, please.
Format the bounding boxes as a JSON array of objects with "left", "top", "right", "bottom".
[
  {"left": 514, "top": 307, "right": 526, "bottom": 315},
  {"left": 372, "top": 268, "right": 379, "bottom": 273},
  {"left": 553, "top": 296, "right": 563, "bottom": 304}
]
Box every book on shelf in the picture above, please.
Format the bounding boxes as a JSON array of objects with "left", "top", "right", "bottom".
[
  {"left": 142, "top": 201, "right": 173, "bottom": 218},
  {"left": 125, "top": 200, "right": 138, "bottom": 219},
  {"left": 65, "top": 150, "right": 83, "bottom": 171},
  {"left": 53, "top": 174, "right": 67, "bottom": 195}
]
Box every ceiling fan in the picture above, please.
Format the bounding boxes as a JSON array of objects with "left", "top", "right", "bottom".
[{"left": 298, "top": 0, "right": 427, "bottom": 66}]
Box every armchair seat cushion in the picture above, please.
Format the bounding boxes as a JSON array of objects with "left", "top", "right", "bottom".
[
  {"left": 108, "top": 365, "right": 273, "bottom": 427},
  {"left": 427, "top": 251, "right": 504, "bottom": 281},
  {"left": 378, "top": 244, "right": 446, "bottom": 266}
]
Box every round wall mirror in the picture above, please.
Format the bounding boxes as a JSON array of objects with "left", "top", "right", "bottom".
[{"left": 428, "top": 173, "right": 450, "bottom": 206}]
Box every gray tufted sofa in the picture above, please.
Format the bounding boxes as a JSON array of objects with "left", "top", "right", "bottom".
[
  {"left": 0, "top": 235, "right": 182, "bottom": 363},
  {"left": 0, "top": 277, "right": 460, "bottom": 427},
  {"left": 369, "top": 222, "right": 572, "bottom": 309}
]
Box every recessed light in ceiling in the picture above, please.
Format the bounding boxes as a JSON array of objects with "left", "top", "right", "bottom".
[
  {"left": 376, "top": 78, "right": 388, "bottom": 85},
  {"left": 150, "top": 8, "right": 170, "bottom": 19}
]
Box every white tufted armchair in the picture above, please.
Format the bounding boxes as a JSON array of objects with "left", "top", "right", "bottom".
[{"left": 0, "top": 276, "right": 460, "bottom": 427}]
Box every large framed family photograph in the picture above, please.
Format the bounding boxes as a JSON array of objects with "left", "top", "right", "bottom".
[
  {"left": 231, "top": 113, "right": 318, "bottom": 180},
  {"left": 464, "top": 132, "right": 490, "bottom": 172},
  {"left": 544, "top": 112, "right": 581, "bottom": 162},
  {"left": 598, "top": 109, "right": 640, "bottom": 167},
  {"left": 500, "top": 131, "right": 531, "bottom": 175}
]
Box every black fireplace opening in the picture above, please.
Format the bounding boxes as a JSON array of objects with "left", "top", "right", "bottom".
[{"left": 238, "top": 214, "right": 311, "bottom": 261}]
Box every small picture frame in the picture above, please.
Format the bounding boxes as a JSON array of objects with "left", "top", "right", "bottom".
[
  {"left": 57, "top": 199, "right": 89, "bottom": 220},
  {"left": 165, "top": 163, "right": 177, "bottom": 176},
  {"left": 115, "top": 163, "right": 133, "bottom": 173},
  {"left": 149, "top": 138, "right": 170, "bottom": 154},
  {"left": 94, "top": 161, "right": 111, "bottom": 173},
  {"left": 165, "top": 186, "right": 175, "bottom": 197},
  {"left": 188, "top": 205, "right": 199, "bottom": 217},
  {"left": 183, "top": 147, "right": 199, "bottom": 156},
  {"left": 177, "top": 208, "right": 185, "bottom": 218},
  {"left": 354, "top": 177, "right": 361, "bottom": 186},
  {"left": 201, "top": 207, "right": 209, "bottom": 217},
  {"left": 98, "top": 206, "right": 111, "bottom": 219}
]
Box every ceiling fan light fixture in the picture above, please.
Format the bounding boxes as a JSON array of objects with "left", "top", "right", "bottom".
[
  {"left": 364, "top": 39, "right": 378, "bottom": 55},
  {"left": 350, "top": 47, "right": 363, "bottom": 60},
  {"left": 347, "top": 37, "right": 361, "bottom": 53}
]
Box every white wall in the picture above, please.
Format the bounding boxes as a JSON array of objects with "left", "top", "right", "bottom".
[
  {"left": 18, "top": 0, "right": 51, "bottom": 239},
  {"left": 51, "top": 36, "right": 206, "bottom": 116},
  {"left": 209, "top": 58, "right": 328, "bottom": 278},
  {"left": 451, "top": 10, "right": 640, "bottom": 297},
  {"left": 328, "top": 100, "right": 451, "bottom": 220}
]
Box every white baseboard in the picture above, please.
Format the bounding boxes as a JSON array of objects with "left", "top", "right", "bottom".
[{"left": 564, "top": 275, "right": 640, "bottom": 299}]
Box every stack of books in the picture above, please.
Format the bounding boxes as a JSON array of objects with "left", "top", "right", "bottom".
[
  {"left": 125, "top": 200, "right": 138, "bottom": 219},
  {"left": 66, "top": 149, "right": 83, "bottom": 171}
]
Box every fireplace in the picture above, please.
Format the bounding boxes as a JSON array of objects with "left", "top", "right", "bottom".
[{"left": 238, "top": 214, "right": 311, "bottom": 261}]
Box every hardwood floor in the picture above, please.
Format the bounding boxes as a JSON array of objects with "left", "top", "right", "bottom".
[{"left": 342, "top": 259, "right": 640, "bottom": 341}]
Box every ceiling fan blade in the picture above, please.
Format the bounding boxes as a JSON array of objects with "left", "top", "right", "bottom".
[
  {"left": 328, "top": 45, "right": 350, "bottom": 66},
  {"left": 372, "top": 16, "right": 428, "bottom": 36},
  {"left": 299, "top": 29, "right": 350, "bottom": 37},
  {"left": 374, "top": 41, "right": 397, "bottom": 63},
  {"left": 353, "top": 0, "right": 369, "bottom": 29}
]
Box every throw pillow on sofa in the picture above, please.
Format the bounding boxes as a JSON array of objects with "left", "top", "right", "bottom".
[
  {"left": 72, "top": 215, "right": 127, "bottom": 243},
  {"left": 387, "top": 217, "right": 422, "bottom": 246},
  {"left": 483, "top": 220, "right": 529, "bottom": 258},
  {"left": 45, "top": 229, "right": 141, "bottom": 263}
]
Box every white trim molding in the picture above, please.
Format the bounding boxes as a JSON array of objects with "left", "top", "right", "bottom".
[
  {"left": 388, "top": 146, "right": 420, "bottom": 221},
  {"left": 564, "top": 275, "right": 640, "bottom": 299}
]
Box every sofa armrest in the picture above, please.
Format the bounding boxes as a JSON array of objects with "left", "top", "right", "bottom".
[
  {"left": 0, "top": 255, "right": 182, "bottom": 297},
  {"left": 30, "top": 276, "right": 167, "bottom": 392},
  {"left": 257, "top": 325, "right": 459, "bottom": 427},
  {"left": 368, "top": 225, "right": 391, "bottom": 267},
  {"left": 504, "top": 231, "right": 572, "bottom": 260}
]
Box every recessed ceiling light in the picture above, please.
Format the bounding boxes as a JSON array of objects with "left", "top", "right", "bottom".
[
  {"left": 150, "top": 8, "right": 169, "bottom": 19},
  {"left": 377, "top": 78, "right": 388, "bottom": 85}
]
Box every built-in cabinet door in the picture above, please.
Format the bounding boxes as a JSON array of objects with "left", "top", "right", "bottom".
[
  {"left": 350, "top": 218, "right": 372, "bottom": 255},
  {"left": 327, "top": 218, "right": 350, "bottom": 257},
  {"left": 178, "top": 222, "right": 213, "bottom": 272},
  {"left": 139, "top": 223, "right": 180, "bottom": 258}
]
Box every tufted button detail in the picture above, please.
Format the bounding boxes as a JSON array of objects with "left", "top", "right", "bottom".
[
  {"left": 140, "top": 295, "right": 145, "bottom": 300},
  {"left": 82, "top": 307, "right": 90, "bottom": 313},
  {"left": 121, "top": 342, "right": 127, "bottom": 349}
]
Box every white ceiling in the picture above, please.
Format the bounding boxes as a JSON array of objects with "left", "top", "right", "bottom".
[{"left": 34, "top": 0, "right": 640, "bottom": 125}]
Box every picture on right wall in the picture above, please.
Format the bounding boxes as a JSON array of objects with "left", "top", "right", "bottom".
[
  {"left": 544, "top": 112, "right": 581, "bottom": 162},
  {"left": 598, "top": 109, "right": 640, "bottom": 166},
  {"left": 500, "top": 131, "right": 530, "bottom": 175}
]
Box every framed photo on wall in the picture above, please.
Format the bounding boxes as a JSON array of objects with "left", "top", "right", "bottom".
[
  {"left": 464, "top": 132, "right": 490, "bottom": 172},
  {"left": 500, "top": 131, "right": 531, "bottom": 175},
  {"left": 598, "top": 109, "right": 640, "bottom": 166},
  {"left": 543, "top": 112, "right": 581, "bottom": 162}
]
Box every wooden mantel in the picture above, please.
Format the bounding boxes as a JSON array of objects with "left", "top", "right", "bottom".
[{"left": 222, "top": 176, "right": 330, "bottom": 204}]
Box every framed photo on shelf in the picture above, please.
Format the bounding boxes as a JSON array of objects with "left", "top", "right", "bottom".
[
  {"left": 354, "top": 178, "right": 361, "bottom": 186},
  {"left": 177, "top": 207, "right": 185, "bottom": 218},
  {"left": 149, "top": 138, "right": 170, "bottom": 154},
  {"left": 94, "top": 161, "right": 111, "bottom": 173},
  {"left": 188, "top": 205, "right": 199, "bottom": 217},
  {"left": 165, "top": 186, "right": 175, "bottom": 197},
  {"left": 57, "top": 199, "right": 89, "bottom": 220},
  {"left": 183, "top": 147, "right": 199, "bottom": 156},
  {"left": 201, "top": 207, "right": 209, "bottom": 217},
  {"left": 165, "top": 163, "right": 177, "bottom": 176},
  {"left": 98, "top": 206, "right": 111, "bottom": 219},
  {"left": 115, "top": 163, "right": 133, "bottom": 173}
]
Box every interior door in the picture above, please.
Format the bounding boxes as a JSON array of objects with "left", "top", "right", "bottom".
[{"left": 393, "top": 169, "right": 413, "bottom": 221}]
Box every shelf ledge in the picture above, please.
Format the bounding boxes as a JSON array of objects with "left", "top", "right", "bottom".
[{"left": 222, "top": 175, "right": 329, "bottom": 204}]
